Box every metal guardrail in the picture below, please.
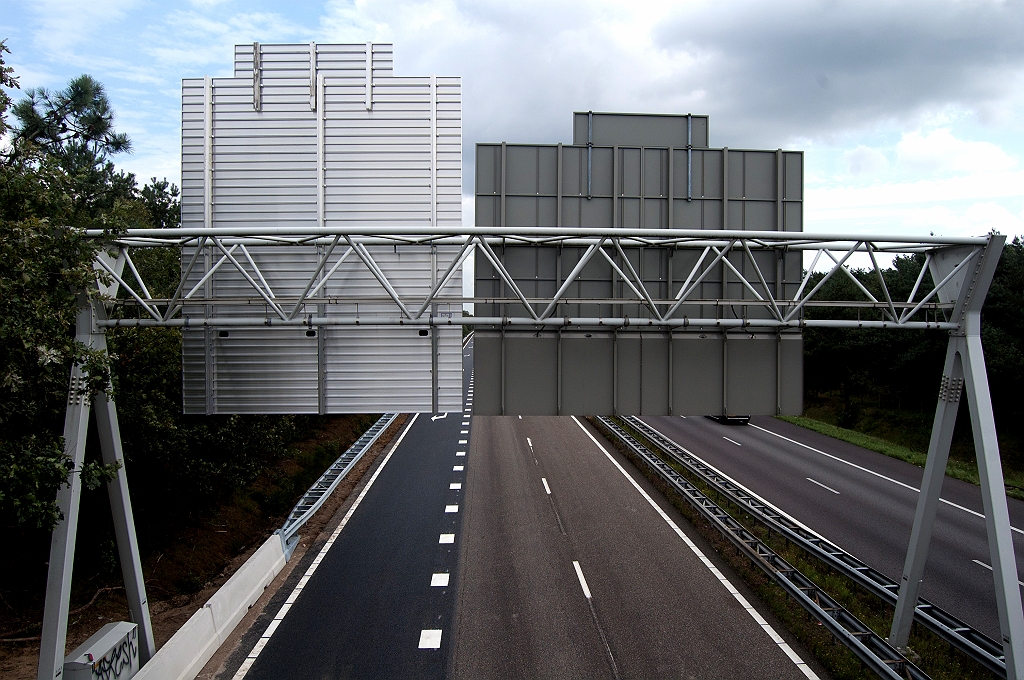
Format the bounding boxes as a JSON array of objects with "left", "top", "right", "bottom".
[
  {"left": 620, "top": 415, "right": 1005, "bottom": 678},
  {"left": 278, "top": 413, "right": 399, "bottom": 552},
  {"left": 596, "top": 416, "right": 928, "bottom": 680}
]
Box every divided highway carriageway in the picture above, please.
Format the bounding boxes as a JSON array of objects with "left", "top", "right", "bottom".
[
  {"left": 217, "top": 340, "right": 824, "bottom": 679},
  {"left": 643, "top": 414, "right": 1024, "bottom": 645}
]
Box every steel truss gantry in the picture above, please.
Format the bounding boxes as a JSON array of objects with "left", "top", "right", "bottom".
[
  {"left": 90, "top": 226, "right": 984, "bottom": 331},
  {"left": 40, "top": 226, "right": 1023, "bottom": 679}
]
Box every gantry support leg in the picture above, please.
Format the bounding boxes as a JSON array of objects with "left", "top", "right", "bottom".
[
  {"left": 38, "top": 274, "right": 154, "bottom": 678},
  {"left": 889, "top": 333, "right": 1024, "bottom": 678},
  {"left": 888, "top": 336, "right": 963, "bottom": 647},
  {"left": 94, "top": 391, "right": 156, "bottom": 662},
  {"left": 37, "top": 304, "right": 93, "bottom": 680},
  {"left": 964, "top": 333, "right": 1024, "bottom": 677}
]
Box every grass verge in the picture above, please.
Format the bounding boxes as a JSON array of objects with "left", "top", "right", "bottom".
[{"left": 591, "top": 417, "right": 996, "bottom": 680}]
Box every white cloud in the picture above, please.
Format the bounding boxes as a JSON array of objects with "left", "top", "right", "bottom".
[
  {"left": 809, "top": 169, "right": 1024, "bottom": 210},
  {"left": 28, "top": 0, "right": 138, "bottom": 54},
  {"left": 896, "top": 127, "right": 1017, "bottom": 174},
  {"left": 901, "top": 202, "right": 1023, "bottom": 237},
  {"left": 843, "top": 145, "right": 889, "bottom": 175}
]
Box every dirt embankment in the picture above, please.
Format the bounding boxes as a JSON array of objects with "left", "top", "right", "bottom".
[{"left": 0, "top": 414, "right": 406, "bottom": 680}]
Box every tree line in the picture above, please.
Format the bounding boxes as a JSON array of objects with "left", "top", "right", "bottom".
[{"left": 0, "top": 41, "right": 309, "bottom": 554}]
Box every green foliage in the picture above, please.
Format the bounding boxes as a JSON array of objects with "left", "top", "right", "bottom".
[
  {"left": 802, "top": 240, "right": 1024, "bottom": 471},
  {"left": 0, "top": 52, "right": 153, "bottom": 530},
  {"left": 0, "top": 39, "right": 19, "bottom": 140},
  {"left": 11, "top": 74, "right": 130, "bottom": 159},
  {"left": 0, "top": 163, "right": 117, "bottom": 529}
]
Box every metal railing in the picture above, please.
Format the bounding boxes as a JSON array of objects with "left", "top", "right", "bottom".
[
  {"left": 596, "top": 416, "right": 929, "bottom": 680},
  {"left": 619, "top": 415, "right": 1005, "bottom": 677},
  {"left": 277, "top": 413, "right": 399, "bottom": 552}
]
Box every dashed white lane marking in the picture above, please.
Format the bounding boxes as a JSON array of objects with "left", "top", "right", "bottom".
[
  {"left": 542, "top": 478, "right": 551, "bottom": 495},
  {"left": 461, "top": 430, "right": 468, "bottom": 434},
  {"left": 572, "top": 416, "right": 819, "bottom": 680},
  {"left": 456, "top": 451, "right": 466, "bottom": 457},
  {"left": 453, "top": 465, "right": 464, "bottom": 472},
  {"left": 527, "top": 437, "right": 533, "bottom": 448},
  {"left": 750, "top": 424, "right": 1024, "bottom": 536},
  {"left": 439, "top": 533, "right": 455, "bottom": 544},
  {"left": 723, "top": 436, "right": 741, "bottom": 446},
  {"left": 462, "top": 421, "right": 470, "bottom": 426},
  {"left": 971, "top": 560, "right": 1024, "bottom": 586},
  {"left": 445, "top": 504, "right": 459, "bottom": 513},
  {"left": 458, "top": 439, "right": 468, "bottom": 444},
  {"left": 572, "top": 560, "right": 593, "bottom": 599},
  {"left": 431, "top": 573, "right": 450, "bottom": 587},
  {"left": 450, "top": 483, "right": 462, "bottom": 490},
  {"left": 419, "top": 629, "right": 442, "bottom": 649},
  {"left": 231, "top": 413, "right": 420, "bottom": 680},
  {"left": 807, "top": 478, "right": 840, "bottom": 495}
]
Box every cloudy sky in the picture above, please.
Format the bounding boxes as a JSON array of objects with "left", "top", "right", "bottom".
[{"left": 2, "top": 0, "right": 1023, "bottom": 240}]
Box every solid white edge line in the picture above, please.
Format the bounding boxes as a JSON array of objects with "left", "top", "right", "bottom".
[
  {"left": 972, "top": 559, "right": 1024, "bottom": 586},
  {"left": 806, "top": 478, "right": 840, "bottom": 495},
  {"left": 231, "top": 413, "right": 420, "bottom": 680},
  {"left": 750, "top": 423, "right": 1024, "bottom": 535},
  {"left": 542, "top": 477, "right": 551, "bottom": 495},
  {"left": 572, "top": 560, "right": 592, "bottom": 599},
  {"left": 571, "top": 416, "right": 819, "bottom": 680}
]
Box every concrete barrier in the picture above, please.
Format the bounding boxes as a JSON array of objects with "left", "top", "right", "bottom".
[{"left": 134, "top": 535, "right": 286, "bottom": 680}]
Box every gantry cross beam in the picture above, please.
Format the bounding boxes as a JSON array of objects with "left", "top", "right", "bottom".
[{"left": 90, "top": 226, "right": 984, "bottom": 332}]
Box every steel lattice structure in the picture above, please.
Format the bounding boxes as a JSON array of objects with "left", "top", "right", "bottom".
[{"left": 90, "top": 226, "right": 987, "bottom": 332}]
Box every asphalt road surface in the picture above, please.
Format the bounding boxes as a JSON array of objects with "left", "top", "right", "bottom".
[
  {"left": 238, "top": 346, "right": 475, "bottom": 680},
  {"left": 451, "top": 413, "right": 816, "bottom": 679},
  {"left": 228, "top": 338, "right": 821, "bottom": 679},
  {"left": 643, "top": 414, "right": 1024, "bottom": 642}
]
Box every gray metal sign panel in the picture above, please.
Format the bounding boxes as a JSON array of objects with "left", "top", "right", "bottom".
[
  {"left": 476, "top": 144, "right": 802, "bottom": 230},
  {"left": 572, "top": 112, "right": 709, "bottom": 148},
  {"left": 472, "top": 330, "right": 802, "bottom": 416},
  {"left": 475, "top": 111, "right": 803, "bottom": 416},
  {"left": 180, "top": 43, "right": 463, "bottom": 414}
]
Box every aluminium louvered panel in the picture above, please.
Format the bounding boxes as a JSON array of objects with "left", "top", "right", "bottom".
[
  {"left": 324, "top": 327, "right": 462, "bottom": 412},
  {"left": 181, "top": 43, "right": 462, "bottom": 414}
]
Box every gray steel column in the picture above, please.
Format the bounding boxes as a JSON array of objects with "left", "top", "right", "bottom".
[
  {"left": 888, "top": 337, "right": 963, "bottom": 648},
  {"left": 94, "top": 391, "right": 156, "bottom": 662},
  {"left": 37, "top": 300, "right": 93, "bottom": 680},
  {"left": 963, "top": 333, "right": 1024, "bottom": 678}
]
